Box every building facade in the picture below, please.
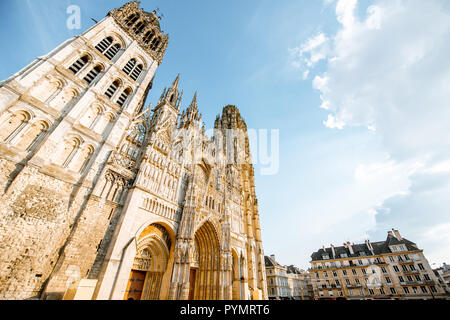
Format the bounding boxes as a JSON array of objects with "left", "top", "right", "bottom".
[
  {"left": 0, "top": 1, "right": 267, "bottom": 300},
  {"left": 433, "top": 263, "right": 450, "bottom": 296},
  {"left": 265, "top": 255, "right": 290, "bottom": 300},
  {"left": 264, "top": 256, "right": 313, "bottom": 300},
  {"left": 309, "top": 229, "right": 448, "bottom": 300},
  {"left": 286, "top": 265, "right": 314, "bottom": 300}
]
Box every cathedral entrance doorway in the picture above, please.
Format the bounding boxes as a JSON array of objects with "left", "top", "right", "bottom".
[
  {"left": 125, "top": 270, "right": 146, "bottom": 300},
  {"left": 192, "top": 221, "right": 220, "bottom": 300},
  {"left": 124, "top": 224, "right": 172, "bottom": 300}
]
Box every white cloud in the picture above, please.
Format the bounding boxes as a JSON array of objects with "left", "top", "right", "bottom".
[
  {"left": 336, "top": 0, "right": 357, "bottom": 29},
  {"left": 289, "top": 33, "right": 330, "bottom": 79},
  {"left": 312, "top": 75, "right": 329, "bottom": 92},
  {"left": 296, "top": 0, "right": 450, "bottom": 264},
  {"left": 324, "top": 114, "right": 345, "bottom": 129},
  {"left": 366, "top": 5, "right": 382, "bottom": 30},
  {"left": 419, "top": 223, "right": 450, "bottom": 265},
  {"left": 315, "top": 0, "right": 450, "bottom": 162}
]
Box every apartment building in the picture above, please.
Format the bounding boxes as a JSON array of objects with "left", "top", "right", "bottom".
[
  {"left": 433, "top": 263, "right": 450, "bottom": 296},
  {"left": 286, "top": 265, "right": 314, "bottom": 300},
  {"left": 265, "top": 255, "right": 291, "bottom": 300},
  {"left": 309, "top": 229, "right": 448, "bottom": 300}
]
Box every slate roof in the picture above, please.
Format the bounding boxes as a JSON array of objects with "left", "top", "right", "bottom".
[
  {"left": 311, "top": 233, "right": 419, "bottom": 262},
  {"left": 286, "top": 265, "right": 303, "bottom": 274},
  {"left": 265, "top": 256, "right": 282, "bottom": 268}
]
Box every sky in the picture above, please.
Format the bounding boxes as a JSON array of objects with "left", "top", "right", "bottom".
[{"left": 1, "top": 0, "right": 449, "bottom": 270}]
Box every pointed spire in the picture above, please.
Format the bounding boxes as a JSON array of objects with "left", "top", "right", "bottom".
[
  {"left": 158, "top": 88, "right": 166, "bottom": 104},
  {"left": 190, "top": 91, "right": 198, "bottom": 109},
  {"left": 172, "top": 73, "right": 180, "bottom": 90}
]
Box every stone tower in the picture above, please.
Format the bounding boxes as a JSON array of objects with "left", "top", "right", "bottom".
[
  {"left": 0, "top": 1, "right": 167, "bottom": 299},
  {"left": 0, "top": 2, "right": 268, "bottom": 301}
]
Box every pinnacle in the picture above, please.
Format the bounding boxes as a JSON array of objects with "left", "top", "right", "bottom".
[
  {"left": 171, "top": 73, "right": 180, "bottom": 89},
  {"left": 190, "top": 91, "right": 198, "bottom": 109}
]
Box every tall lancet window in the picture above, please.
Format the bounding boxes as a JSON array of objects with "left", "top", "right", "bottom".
[
  {"left": 0, "top": 111, "right": 31, "bottom": 143},
  {"left": 125, "top": 14, "right": 139, "bottom": 27},
  {"left": 143, "top": 30, "right": 155, "bottom": 44},
  {"left": 133, "top": 21, "right": 146, "bottom": 34},
  {"left": 122, "top": 59, "right": 136, "bottom": 75},
  {"left": 123, "top": 59, "right": 143, "bottom": 81},
  {"left": 58, "top": 137, "right": 81, "bottom": 168},
  {"left": 130, "top": 64, "right": 143, "bottom": 81},
  {"left": 116, "top": 87, "right": 132, "bottom": 107},
  {"left": 72, "top": 144, "right": 94, "bottom": 173},
  {"left": 150, "top": 37, "right": 161, "bottom": 51},
  {"left": 83, "top": 65, "right": 103, "bottom": 84},
  {"left": 104, "top": 43, "right": 121, "bottom": 60},
  {"left": 69, "top": 55, "right": 89, "bottom": 75},
  {"left": 16, "top": 121, "right": 49, "bottom": 151},
  {"left": 95, "top": 37, "right": 121, "bottom": 60},
  {"left": 105, "top": 79, "right": 121, "bottom": 99},
  {"left": 95, "top": 37, "right": 113, "bottom": 53}
]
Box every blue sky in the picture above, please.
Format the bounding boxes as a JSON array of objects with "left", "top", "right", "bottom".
[{"left": 1, "top": 0, "right": 449, "bottom": 270}]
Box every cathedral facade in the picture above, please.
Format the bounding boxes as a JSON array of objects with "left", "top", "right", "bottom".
[{"left": 0, "top": 2, "right": 268, "bottom": 300}]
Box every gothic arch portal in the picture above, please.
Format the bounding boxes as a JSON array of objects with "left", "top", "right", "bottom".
[
  {"left": 124, "top": 223, "right": 172, "bottom": 300},
  {"left": 191, "top": 220, "right": 220, "bottom": 300}
]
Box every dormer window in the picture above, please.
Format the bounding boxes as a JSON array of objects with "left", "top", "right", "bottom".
[
  {"left": 341, "top": 253, "right": 348, "bottom": 258},
  {"left": 322, "top": 254, "right": 330, "bottom": 260}
]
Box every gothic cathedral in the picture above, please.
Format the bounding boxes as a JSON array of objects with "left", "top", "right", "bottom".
[{"left": 0, "top": 2, "right": 267, "bottom": 300}]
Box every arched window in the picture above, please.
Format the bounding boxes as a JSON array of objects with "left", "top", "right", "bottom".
[
  {"left": 143, "top": 30, "right": 155, "bottom": 44},
  {"left": 58, "top": 138, "right": 81, "bottom": 168},
  {"left": 116, "top": 87, "right": 132, "bottom": 107},
  {"left": 130, "top": 64, "right": 143, "bottom": 81},
  {"left": 72, "top": 144, "right": 94, "bottom": 173},
  {"left": 133, "top": 21, "right": 146, "bottom": 34},
  {"left": 122, "top": 59, "right": 136, "bottom": 75},
  {"left": 81, "top": 105, "right": 103, "bottom": 129},
  {"left": 150, "top": 38, "right": 161, "bottom": 51},
  {"left": 69, "top": 55, "right": 89, "bottom": 74},
  {"left": 105, "top": 79, "right": 121, "bottom": 99},
  {"left": 104, "top": 43, "right": 121, "bottom": 60},
  {"left": 125, "top": 14, "right": 139, "bottom": 27},
  {"left": 95, "top": 37, "right": 113, "bottom": 53},
  {"left": 123, "top": 59, "right": 143, "bottom": 81},
  {"left": 16, "top": 121, "right": 49, "bottom": 151},
  {"left": 83, "top": 65, "right": 103, "bottom": 84},
  {"left": 0, "top": 111, "right": 31, "bottom": 143}
]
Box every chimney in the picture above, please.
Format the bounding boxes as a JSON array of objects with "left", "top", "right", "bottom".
[
  {"left": 366, "top": 239, "right": 374, "bottom": 254},
  {"left": 330, "top": 244, "right": 336, "bottom": 258},
  {"left": 347, "top": 241, "right": 354, "bottom": 255},
  {"left": 393, "top": 229, "right": 402, "bottom": 240},
  {"left": 270, "top": 254, "right": 276, "bottom": 262},
  {"left": 387, "top": 230, "right": 394, "bottom": 237}
]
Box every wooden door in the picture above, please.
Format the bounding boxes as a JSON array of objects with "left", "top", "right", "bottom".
[
  {"left": 124, "top": 270, "right": 147, "bottom": 300},
  {"left": 188, "top": 268, "right": 197, "bottom": 300}
]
